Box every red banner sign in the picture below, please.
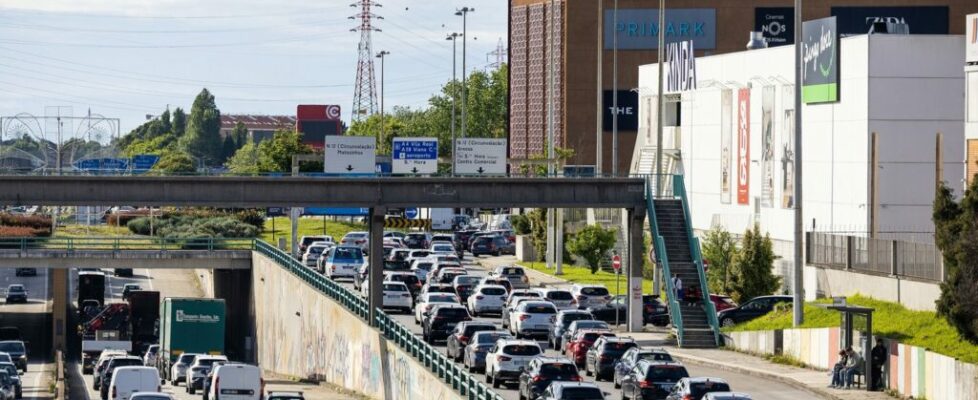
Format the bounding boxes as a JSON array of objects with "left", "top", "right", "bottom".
[{"left": 737, "top": 88, "right": 751, "bottom": 205}]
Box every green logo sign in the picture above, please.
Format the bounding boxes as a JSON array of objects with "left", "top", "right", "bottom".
[{"left": 801, "top": 17, "right": 839, "bottom": 103}]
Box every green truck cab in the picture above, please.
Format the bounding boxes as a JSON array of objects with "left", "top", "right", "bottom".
[{"left": 158, "top": 298, "right": 226, "bottom": 380}]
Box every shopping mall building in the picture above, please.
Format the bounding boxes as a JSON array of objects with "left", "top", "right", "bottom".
[{"left": 508, "top": 0, "right": 978, "bottom": 174}]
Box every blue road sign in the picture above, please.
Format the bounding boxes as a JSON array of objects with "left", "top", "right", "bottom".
[
  {"left": 303, "top": 207, "right": 370, "bottom": 216},
  {"left": 404, "top": 208, "right": 419, "bottom": 219},
  {"left": 75, "top": 158, "right": 129, "bottom": 171},
  {"left": 392, "top": 137, "right": 438, "bottom": 174},
  {"left": 132, "top": 154, "right": 160, "bottom": 171}
]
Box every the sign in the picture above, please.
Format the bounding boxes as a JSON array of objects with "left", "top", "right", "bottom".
[
  {"left": 831, "top": 6, "right": 948, "bottom": 35},
  {"left": 455, "top": 138, "right": 507, "bottom": 175},
  {"left": 604, "top": 8, "right": 717, "bottom": 50},
  {"left": 968, "top": 13, "right": 978, "bottom": 64},
  {"left": 737, "top": 88, "right": 751, "bottom": 205},
  {"left": 755, "top": 7, "right": 794, "bottom": 47},
  {"left": 612, "top": 254, "right": 622, "bottom": 272},
  {"left": 303, "top": 208, "right": 369, "bottom": 216},
  {"left": 602, "top": 90, "right": 638, "bottom": 131},
  {"left": 323, "top": 136, "right": 376, "bottom": 174},
  {"left": 131, "top": 154, "right": 160, "bottom": 171},
  {"left": 265, "top": 207, "right": 286, "bottom": 217},
  {"left": 404, "top": 208, "right": 419, "bottom": 219},
  {"left": 802, "top": 17, "right": 839, "bottom": 104},
  {"left": 392, "top": 137, "right": 438, "bottom": 174},
  {"left": 666, "top": 40, "right": 696, "bottom": 92},
  {"left": 74, "top": 158, "right": 129, "bottom": 171},
  {"left": 385, "top": 217, "right": 431, "bottom": 229}
]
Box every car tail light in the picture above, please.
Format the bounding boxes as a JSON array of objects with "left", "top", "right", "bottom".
[
  {"left": 639, "top": 380, "right": 653, "bottom": 388},
  {"left": 599, "top": 355, "right": 611, "bottom": 362},
  {"left": 605, "top": 295, "right": 612, "bottom": 300},
  {"left": 331, "top": 265, "right": 336, "bottom": 271},
  {"left": 532, "top": 376, "right": 544, "bottom": 383},
  {"left": 570, "top": 299, "right": 578, "bottom": 305},
  {"left": 683, "top": 396, "right": 694, "bottom": 400},
  {"left": 112, "top": 386, "right": 116, "bottom": 399},
  {"left": 498, "top": 356, "right": 512, "bottom": 362},
  {"left": 459, "top": 336, "right": 469, "bottom": 343},
  {"left": 522, "top": 276, "right": 528, "bottom": 283},
  {"left": 519, "top": 314, "right": 531, "bottom": 321},
  {"left": 475, "top": 295, "right": 484, "bottom": 300},
  {"left": 577, "top": 295, "right": 588, "bottom": 300},
  {"left": 356, "top": 240, "right": 366, "bottom": 244}
]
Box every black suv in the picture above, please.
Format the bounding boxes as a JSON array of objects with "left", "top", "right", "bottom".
[
  {"left": 517, "top": 357, "right": 581, "bottom": 400},
  {"left": 620, "top": 360, "right": 689, "bottom": 400},
  {"left": 584, "top": 336, "right": 637, "bottom": 381},
  {"left": 446, "top": 321, "right": 497, "bottom": 361},
  {"left": 422, "top": 305, "right": 472, "bottom": 344},
  {"left": 716, "top": 295, "right": 792, "bottom": 327},
  {"left": 404, "top": 233, "right": 430, "bottom": 249}
]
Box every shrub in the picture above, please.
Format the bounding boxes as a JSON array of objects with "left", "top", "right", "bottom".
[
  {"left": 126, "top": 218, "right": 152, "bottom": 235},
  {"left": 234, "top": 209, "right": 265, "bottom": 232},
  {"left": 106, "top": 210, "right": 150, "bottom": 226},
  {"left": 567, "top": 224, "right": 617, "bottom": 274},
  {"left": 0, "top": 226, "right": 44, "bottom": 237},
  {"left": 0, "top": 213, "right": 52, "bottom": 230},
  {"left": 511, "top": 214, "right": 531, "bottom": 235}
]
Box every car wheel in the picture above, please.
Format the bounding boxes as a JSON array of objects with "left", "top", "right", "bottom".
[
  {"left": 721, "top": 317, "right": 736, "bottom": 327},
  {"left": 585, "top": 362, "right": 592, "bottom": 376},
  {"left": 189, "top": 386, "right": 196, "bottom": 395},
  {"left": 485, "top": 369, "right": 492, "bottom": 384},
  {"left": 491, "top": 374, "right": 501, "bottom": 389}
]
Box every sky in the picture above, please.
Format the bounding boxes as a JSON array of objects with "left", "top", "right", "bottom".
[{"left": 0, "top": 0, "right": 507, "bottom": 139}]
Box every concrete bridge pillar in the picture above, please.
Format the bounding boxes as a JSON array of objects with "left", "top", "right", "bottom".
[{"left": 51, "top": 268, "right": 68, "bottom": 354}]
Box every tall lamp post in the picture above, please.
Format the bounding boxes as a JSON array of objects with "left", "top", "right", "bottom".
[
  {"left": 446, "top": 32, "right": 462, "bottom": 174},
  {"left": 455, "top": 7, "right": 474, "bottom": 139},
  {"left": 376, "top": 50, "right": 390, "bottom": 152},
  {"left": 792, "top": 0, "right": 805, "bottom": 326}
]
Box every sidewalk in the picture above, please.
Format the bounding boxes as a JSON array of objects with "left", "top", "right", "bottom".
[{"left": 474, "top": 256, "right": 893, "bottom": 400}]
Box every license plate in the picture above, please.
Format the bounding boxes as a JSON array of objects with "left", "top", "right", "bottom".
[
  {"left": 514, "top": 360, "right": 528, "bottom": 368},
  {"left": 220, "top": 389, "right": 255, "bottom": 395}
]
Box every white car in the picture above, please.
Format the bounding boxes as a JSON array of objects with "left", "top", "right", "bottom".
[
  {"left": 141, "top": 345, "right": 159, "bottom": 368},
  {"left": 302, "top": 243, "right": 332, "bottom": 269},
  {"left": 129, "top": 393, "right": 175, "bottom": 400},
  {"left": 405, "top": 250, "right": 434, "bottom": 264},
  {"left": 415, "top": 293, "right": 461, "bottom": 324},
  {"left": 206, "top": 364, "right": 262, "bottom": 400},
  {"left": 340, "top": 231, "right": 370, "bottom": 252},
  {"left": 410, "top": 260, "right": 434, "bottom": 284},
  {"left": 428, "top": 254, "right": 461, "bottom": 264},
  {"left": 541, "top": 289, "right": 577, "bottom": 311},
  {"left": 484, "top": 339, "right": 543, "bottom": 388},
  {"left": 169, "top": 353, "right": 200, "bottom": 385},
  {"left": 186, "top": 355, "right": 228, "bottom": 394},
  {"left": 467, "top": 285, "right": 509, "bottom": 316},
  {"left": 107, "top": 367, "right": 160, "bottom": 400},
  {"left": 508, "top": 301, "right": 558, "bottom": 338},
  {"left": 430, "top": 243, "right": 456, "bottom": 255},
  {"left": 389, "top": 248, "right": 412, "bottom": 262},
  {"left": 322, "top": 246, "right": 365, "bottom": 280},
  {"left": 569, "top": 284, "right": 612, "bottom": 309},
  {"left": 370, "top": 281, "right": 412, "bottom": 313}
]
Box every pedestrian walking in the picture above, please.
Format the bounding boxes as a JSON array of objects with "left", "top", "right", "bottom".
[{"left": 671, "top": 274, "right": 684, "bottom": 303}]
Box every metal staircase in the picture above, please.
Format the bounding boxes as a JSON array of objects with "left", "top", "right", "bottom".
[{"left": 647, "top": 175, "right": 720, "bottom": 348}]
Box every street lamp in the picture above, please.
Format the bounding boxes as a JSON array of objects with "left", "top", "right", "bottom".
[
  {"left": 455, "top": 7, "right": 474, "bottom": 138},
  {"left": 446, "top": 32, "right": 462, "bottom": 174},
  {"left": 376, "top": 50, "right": 390, "bottom": 153}
]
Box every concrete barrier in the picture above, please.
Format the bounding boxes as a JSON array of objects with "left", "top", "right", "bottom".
[
  {"left": 251, "top": 252, "right": 463, "bottom": 400},
  {"left": 725, "top": 327, "right": 978, "bottom": 399},
  {"left": 803, "top": 265, "right": 940, "bottom": 312}
]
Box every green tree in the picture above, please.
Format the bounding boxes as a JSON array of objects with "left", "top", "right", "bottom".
[
  {"left": 159, "top": 108, "right": 171, "bottom": 134},
  {"left": 257, "top": 129, "right": 312, "bottom": 172},
  {"left": 933, "top": 180, "right": 978, "bottom": 343},
  {"left": 152, "top": 150, "right": 196, "bottom": 174},
  {"left": 225, "top": 138, "right": 261, "bottom": 175},
  {"left": 231, "top": 121, "right": 248, "bottom": 148},
  {"left": 702, "top": 225, "right": 738, "bottom": 294},
  {"left": 220, "top": 135, "right": 237, "bottom": 163},
  {"left": 567, "top": 224, "right": 617, "bottom": 274},
  {"left": 180, "top": 89, "right": 222, "bottom": 165},
  {"left": 172, "top": 107, "right": 187, "bottom": 137},
  {"left": 728, "top": 224, "right": 780, "bottom": 304},
  {"left": 528, "top": 208, "right": 548, "bottom": 261}
]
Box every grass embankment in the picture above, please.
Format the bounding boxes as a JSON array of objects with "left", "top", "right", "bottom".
[
  {"left": 519, "top": 261, "right": 653, "bottom": 296},
  {"left": 261, "top": 216, "right": 365, "bottom": 251},
  {"left": 53, "top": 224, "right": 133, "bottom": 237},
  {"left": 725, "top": 294, "right": 978, "bottom": 364}
]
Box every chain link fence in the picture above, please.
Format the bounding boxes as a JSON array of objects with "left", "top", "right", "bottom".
[{"left": 806, "top": 232, "right": 943, "bottom": 282}]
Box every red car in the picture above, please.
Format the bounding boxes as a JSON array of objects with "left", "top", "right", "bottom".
[
  {"left": 563, "top": 330, "right": 616, "bottom": 366},
  {"left": 710, "top": 294, "right": 738, "bottom": 312}
]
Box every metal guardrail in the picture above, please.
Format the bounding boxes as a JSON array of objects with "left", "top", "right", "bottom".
[
  {"left": 806, "top": 232, "right": 943, "bottom": 282},
  {"left": 0, "top": 237, "right": 256, "bottom": 251},
  {"left": 253, "top": 240, "right": 503, "bottom": 400},
  {"left": 0, "top": 169, "right": 665, "bottom": 179},
  {"left": 645, "top": 178, "right": 685, "bottom": 345},
  {"left": 675, "top": 177, "right": 721, "bottom": 346}
]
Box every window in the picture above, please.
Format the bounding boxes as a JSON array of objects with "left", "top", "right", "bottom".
[
  {"left": 580, "top": 287, "right": 609, "bottom": 296},
  {"left": 524, "top": 304, "right": 557, "bottom": 314},
  {"left": 481, "top": 287, "right": 507, "bottom": 296},
  {"left": 645, "top": 366, "right": 689, "bottom": 382},
  {"left": 547, "top": 291, "right": 573, "bottom": 300},
  {"left": 503, "top": 345, "right": 541, "bottom": 356}
]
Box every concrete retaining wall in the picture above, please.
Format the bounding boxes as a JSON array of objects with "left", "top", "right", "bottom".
[
  {"left": 725, "top": 327, "right": 978, "bottom": 399},
  {"left": 805, "top": 265, "right": 940, "bottom": 311},
  {"left": 251, "top": 252, "right": 463, "bottom": 400}
]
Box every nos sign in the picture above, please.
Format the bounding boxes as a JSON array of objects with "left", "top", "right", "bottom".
[{"left": 603, "top": 90, "right": 638, "bottom": 131}]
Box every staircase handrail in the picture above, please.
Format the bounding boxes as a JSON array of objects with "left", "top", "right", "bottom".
[
  {"left": 673, "top": 175, "right": 722, "bottom": 346},
  {"left": 645, "top": 176, "right": 685, "bottom": 346}
]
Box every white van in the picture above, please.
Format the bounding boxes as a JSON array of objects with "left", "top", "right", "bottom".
[
  {"left": 207, "top": 364, "right": 263, "bottom": 400},
  {"left": 108, "top": 367, "right": 160, "bottom": 400}
]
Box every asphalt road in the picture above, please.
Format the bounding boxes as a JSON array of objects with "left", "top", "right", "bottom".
[{"left": 337, "top": 253, "right": 815, "bottom": 400}]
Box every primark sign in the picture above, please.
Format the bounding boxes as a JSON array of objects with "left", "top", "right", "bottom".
[{"left": 604, "top": 8, "right": 716, "bottom": 50}]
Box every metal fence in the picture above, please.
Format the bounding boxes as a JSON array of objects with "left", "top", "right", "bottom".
[
  {"left": 0, "top": 236, "right": 256, "bottom": 251},
  {"left": 806, "top": 232, "right": 943, "bottom": 282},
  {"left": 253, "top": 240, "right": 504, "bottom": 400}
]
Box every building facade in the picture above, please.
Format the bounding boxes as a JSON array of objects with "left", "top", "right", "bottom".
[
  {"left": 509, "top": 0, "right": 978, "bottom": 174},
  {"left": 966, "top": 13, "right": 978, "bottom": 184},
  {"left": 220, "top": 115, "right": 296, "bottom": 143}
]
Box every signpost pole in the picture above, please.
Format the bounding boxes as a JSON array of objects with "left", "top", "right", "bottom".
[
  {"left": 655, "top": 0, "right": 665, "bottom": 194},
  {"left": 792, "top": 0, "right": 805, "bottom": 327}
]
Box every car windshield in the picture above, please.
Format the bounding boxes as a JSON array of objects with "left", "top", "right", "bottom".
[
  {"left": 690, "top": 381, "right": 732, "bottom": 396},
  {"left": 638, "top": 352, "right": 674, "bottom": 362},
  {"left": 475, "top": 332, "right": 510, "bottom": 344},
  {"left": 547, "top": 291, "right": 573, "bottom": 300},
  {"left": 601, "top": 342, "right": 636, "bottom": 356},
  {"left": 389, "top": 275, "right": 419, "bottom": 285},
  {"left": 559, "top": 387, "right": 604, "bottom": 399},
  {"left": 384, "top": 284, "right": 407, "bottom": 292},
  {"left": 0, "top": 343, "right": 24, "bottom": 353},
  {"left": 415, "top": 262, "right": 433, "bottom": 270},
  {"left": 581, "top": 332, "right": 615, "bottom": 341},
  {"left": 178, "top": 354, "right": 196, "bottom": 363},
  {"left": 580, "top": 287, "right": 609, "bottom": 296},
  {"left": 433, "top": 245, "right": 454, "bottom": 252},
  {"left": 463, "top": 325, "right": 496, "bottom": 335},
  {"left": 561, "top": 314, "right": 592, "bottom": 326},
  {"left": 428, "top": 285, "right": 454, "bottom": 293},
  {"left": 456, "top": 276, "right": 481, "bottom": 285},
  {"left": 513, "top": 291, "right": 541, "bottom": 298},
  {"left": 333, "top": 248, "right": 363, "bottom": 260},
  {"left": 345, "top": 233, "right": 367, "bottom": 239},
  {"left": 500, "top": 267, "right": 524, "bottom": 275},
  {"left": 437, "top": 308, "right": 469, "bottom": 318},
  {"left": 112, "top": 358, "right": 142, "bottom": 368},
  {"left": 197, "top": 359, "right": 223, "bottom": 367},
  {"left": 428, "top": 294, "right": 457, "bottom": 303},
  {"left": 646, "top": 366, "right": 689, "bottom": 382},
  {"left": 267, "top": 397, "right": 303, "bottom": 400},
  {"left": 524, "top": 304, "right": 557, "bottom": 314},
  {"left": 539, "top": 363, "right": 578, "bottom": 376},
  {"left": 481, "top": 287, "right": 506, "bottom": 295},
  {"left": 574, "top": 321, "right": 609, "bottom": 330},
  {"left": 8, "top": 286, "right": 24, "bottom": 293},
  {"left": 502, "top": 345, "right": 540, "bottom": 356}
]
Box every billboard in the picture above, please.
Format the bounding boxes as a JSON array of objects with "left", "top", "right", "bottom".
[
  {"left": 604, "top": 9, "right": 717, "bottom": 50},
  {"left": 831, "top": 6, "right": 948, "bottom": 34},
  {"left": 755, "top": 7, "right": 794, "bottom": 47},
  {"left": 296, "top": 105, "right": 342, "bottom": 149},
  {"left": 761, "top": 86, "right": 775, "bottom": 208},
  {"left": 736, "top": 88, "right": 750, "bottom": 206},
  {"left": 603, "top": 90, "right": 639, "bottom": 131},
  {"left": 802, "top": 17, "right": 839, "bottom": 104},
  {"left": 720, "top": 89, "right": 732, "bottom": 204},
  {"left": 666, "top": 40, "right": 696, "bottom": 92},
  {"left": 781, "top": 86, "right": 796, "bottom": 209}
]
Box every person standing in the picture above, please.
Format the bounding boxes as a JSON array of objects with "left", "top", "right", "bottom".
[
  {"left": 871, "top": 338, "right": 888, "bottom": 391},
  {"left": 672, "top": 274, "right": 684, "bottom": 303}
]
